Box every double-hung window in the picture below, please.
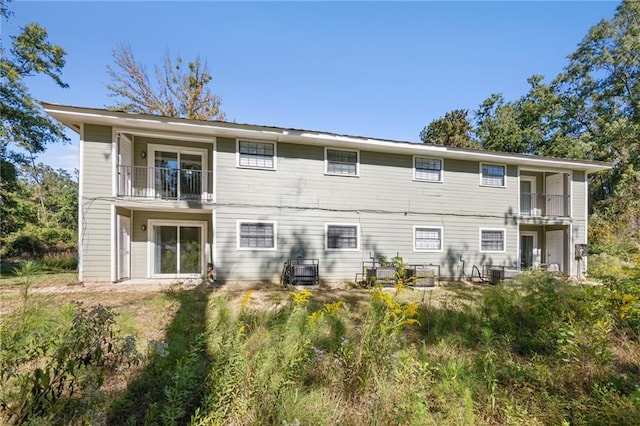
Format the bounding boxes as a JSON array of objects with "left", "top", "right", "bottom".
[
  {"left": 414, "top": 226, "right": 443, "bottom": 251},
  {"left": 414, "top": 157, "right": 443, "bottom": 182},
  {"left": 481, "top": 163, "right": 506, "bottom": 187},
  {"left": 325, "top": 148, "right": 359, "bottom": 176},
  {"left": 480, "top": 229, "right": 505, "bottom": 252},
  {"left": 238, "top": 221, "right": 276, "bottom": 250},
  {"left": 326, "top": 224, "right": 359, "bottom": 250},
  {"left": 238, "top": 140, "right": 275, "bottom": 169}
]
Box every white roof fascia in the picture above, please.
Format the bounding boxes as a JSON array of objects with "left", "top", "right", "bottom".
[{"left": 42, "top": 103, "right": 611, "bottom": 174}]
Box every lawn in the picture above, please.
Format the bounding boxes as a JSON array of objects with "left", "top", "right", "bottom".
[{"left": 1, "top": 271, "right": 639, "bottom": 425}]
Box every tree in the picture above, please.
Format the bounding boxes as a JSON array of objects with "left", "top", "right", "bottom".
[
  {"left": 419, "top": 109, "right": 479, "bottom": 149},
  {"left": 105, "top": 45, "right": 225, "bottom": 120},
  {"left": 0, "top": 0, "right": 69, "bottom": 243},
  {"left": 0, "top": 2, "right": 68, "bottom": 164}
]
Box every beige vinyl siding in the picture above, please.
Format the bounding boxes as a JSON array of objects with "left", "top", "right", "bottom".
[
  {"left": 80, "top": 124, "right": 113, "bottom": 281},
  {"left": 130, "top": 211, "right": 213, "bottom": 279}
]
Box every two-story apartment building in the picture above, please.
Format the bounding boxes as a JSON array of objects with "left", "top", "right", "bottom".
[{"left": 43, "top": 103, "right": 610, "bottom": 284}]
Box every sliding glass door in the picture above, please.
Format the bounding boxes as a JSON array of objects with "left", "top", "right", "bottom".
[{"left": 152, "top": 222, "right": 205, "bottom": 276}]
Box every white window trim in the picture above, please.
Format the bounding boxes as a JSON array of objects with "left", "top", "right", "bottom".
[
  {"left": 325, "top": 223, "right": 360, "bottom": 251},
  {"left": 236, "top": 220, "right": 278, "bottom": 251},
  {"left": 479, "top": 162, "right": 507, "bottom": 188},
  {"left": 413, "top": 225, "right": 444, "bottom": 252},
  {"left": 479, "top": 228, "right": 507, "bottom": 253},
  {"left": 236, "top": 139, "right": 277, "bottom": 170},
  {"left": 147, "top": 219, "right": 208, "bottom": 279},
  {"left": 413, "top": 156, "right": 444, "bottom": 183},
  {"left": 147, "top": 143, "right": 210, "bottom": 200},
  {"left": 324, "top": 147, "right": 360, "bottom": 177}
]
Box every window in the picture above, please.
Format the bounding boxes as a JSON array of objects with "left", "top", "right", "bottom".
[
  {"left": 148, "top": 144, "right": 208, "bottom": 200},
  {"left": 149, "top": 220, "right": 206, "bottom": 277},
  {"left": 481, "top": 163, "right": 506, "bottom": 187},
  {"left": 414, "top": 226, "right": 443, "bottom": 251},
  {"left": 480, "top": 229, "right": 506, "bottom": 252},
  {"left": 238, "top": 221, "right": 276, "bottom": 250},
  {"left": 325, "top": 148, "right": 358, "bottom": 176},
  {"left": 326, "top": 224, "right": 359, "bottom": 250},
  {"left": 238, "top": 140, "right": 275, "bottom": 169},
  {"left": 414, "top": 157, "right": 443, "bottom": 182}
]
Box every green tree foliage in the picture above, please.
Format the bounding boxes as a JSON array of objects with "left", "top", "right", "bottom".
[
  {"left": 419, "top": 1, "right": 640, "bottom": 255},
  {"left": 0, "top": 165, "right": 77, "bottom": 258},
  {"left": 0, "top": 1, "right": 68, "bottom": 164},
  {"left": 419, "top": 109, "right": 479, "bottom": 149},
  {"left": 106, "top": 45, "right": 225, "bottom": 120}
]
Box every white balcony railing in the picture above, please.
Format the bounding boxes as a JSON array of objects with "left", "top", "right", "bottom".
[{"left": 520, "top": 193, "right": 569, "bottom": 217}]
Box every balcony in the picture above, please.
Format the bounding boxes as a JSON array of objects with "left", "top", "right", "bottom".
[
  {"left": 117, "top": 165, "right": 214, "bottom": 201},
  {"left": 520, "top": 193, "right": 569, "bottom": 218}
]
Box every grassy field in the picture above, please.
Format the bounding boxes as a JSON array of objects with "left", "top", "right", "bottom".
[{"left": 1, "top": 270, "right": 639, "bottom": 425}]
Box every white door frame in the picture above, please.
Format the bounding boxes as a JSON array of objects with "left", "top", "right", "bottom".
[
  {"left": 545, "top": 173, "right": 564, "bottom": 216},
  {"left": 117, "top": 215, "right": 131, "bottom": 280},
  {"left": 118, "top": 134, "right": 133, "bottom": 196},
  {"left": 545, "top": 229, "right": 565, "bottom": 273},
  {"left": 520, "top": 231, "right": 539, "bottom": 268},
  {"left": 520, "top": 175, "right": 537, "bottom": 216}
]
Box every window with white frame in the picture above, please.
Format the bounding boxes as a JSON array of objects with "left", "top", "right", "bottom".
[
  {"left": 480, "top": 229, "right": 505, "bottom": 252},
  {"left": 148, "top": 144, "right": 208, "bottom": 200},
  {"left": 238, "top": 221, "right": 276, "bottom": 249},
  {"left": 414, "top": 226, "right": 443, "bottom": 251},
  {"left": 326, "top": 224, "right": 359, "bottom": 250},
  {"left": 414, "top": 157, "right": 443, "bottom": 182},
  {"left": 325, "top": 148, "right": 358, "bottom": 176},
  {"left": 481, "top": 163, "right": 506, "bottom": 187},
  {"left": 238, "top": 141, "right": 275, "bottom": 169},
  {"left": 149, "top": 220, "right": 206, "bottom": 277}
]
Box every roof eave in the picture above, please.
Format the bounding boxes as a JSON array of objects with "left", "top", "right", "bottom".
[{"left": 41, "top": 102, "right": 612, "bottom": 174}]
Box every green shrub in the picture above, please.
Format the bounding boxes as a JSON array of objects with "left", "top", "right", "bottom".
[
  {"left": 1, "top": 224, "right": 76, "bottom": 259},
  {"left": 0, "top": 279, "right": 140, "bottom": 425}
]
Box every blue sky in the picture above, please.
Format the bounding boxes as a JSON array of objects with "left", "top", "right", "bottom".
[{"left": 4, "top": 1, "right": 619, "bottom": 173}]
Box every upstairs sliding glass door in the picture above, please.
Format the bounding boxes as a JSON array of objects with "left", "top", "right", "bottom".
[{"left": 154, "top": 151, "right": 203, "bottom": 200}]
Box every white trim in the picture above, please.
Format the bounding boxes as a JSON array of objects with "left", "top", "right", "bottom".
[
  {"left": 413, "top": 225, "right": 444, "bottom": 252},
  {"left": 147, "top": 219, "right": 208, "bottom": 278},
  {"left": 110, "top": 205, "right": 116, "bottom": 282},
  {"left": 480, "top": 162, "right": 507, "bottom": 188},
  {"left": 236, "top": 139, "right": 277, "bottom": 170},
  {"left": 413, "top": 155, "right": 444, "bottom": 183},
  {"left": 236, "top": 220, "right": 278, "bottom": 251},
  {"left": 111, "top": 127, "right": 118, "bottom": 197},
  {"left": 113, "top": 127, "right": 216, "bottom": 144},
  {"left": 520, "top": 231, "right": 539, "bottom": 267},
  {"left": 78, "top": 123, "right": 84, "bottom": 282},
  {"left": 212, "top": 137, "right": 217, "bottom": 203},
  {"left": 569, "top": 170, "right": 574, "bottom": 219},
  {"left": 325, "top": 223, "right": 360, "bottom": 251},
  {"left": 519, "top": 175, "right": 538, "bottom": 216},
  {"left": 42, "top": 104, "right": 611, "bottom": 174},
  {"left": 324, "top": 147, "right": 360, "bottom": 177},
  {"left": 212, "top": 210, "right": 217, "bottom": 271},
  {"left": 479, "top": 228, "right": 507, "bottom": 253},
  {"left": 147, "top": 143, "right": 210, "bottom": 200}
]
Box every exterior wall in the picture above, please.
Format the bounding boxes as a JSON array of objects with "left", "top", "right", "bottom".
[
  {"left": 214, "top": 138, "right": 519, "bottom": 282},
  {"left": 78, "top": 124, "right": 592, "bottom": 283},
  {"left": 216, "top": 206, "right": 517, "bottom": 282},
  {"left": 129, "top": 210, "right": 213, "bottom": 279},
  {"left": 80, "top": 124, "right": 114, "bottom": 282}
]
